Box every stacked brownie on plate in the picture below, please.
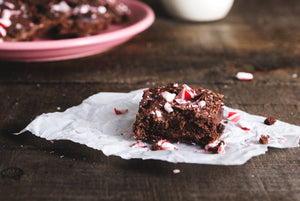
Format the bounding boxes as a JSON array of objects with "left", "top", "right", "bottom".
[{"left": 0, "top": 0, "right": 131, "bottom": 41}]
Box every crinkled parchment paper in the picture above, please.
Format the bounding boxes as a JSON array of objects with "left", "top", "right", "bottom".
[{"left": 18, "top": 89, "right": 300, "bottom": 165}]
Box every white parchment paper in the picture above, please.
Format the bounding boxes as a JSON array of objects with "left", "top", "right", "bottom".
[{"left": 18, "top": 89, "right": 300, "bottom": 165}]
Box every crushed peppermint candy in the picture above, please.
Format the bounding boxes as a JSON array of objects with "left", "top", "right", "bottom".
[
  {"left": 198, "top": 100, "right": 206, "bottom": 108},
  {"left": 0, "top": 26, "right": 6, "bottom": 37},
  {"left": 238, "top": 120, "right": 251, "bottom": 131},
  {"left": 279, "top": 137, "right": 286, "bottom": 144},
  {"left": 2, "top": 9, "right": 12, "bottom": 19},
  {"left": 161, "top": 91, "right": 176, "bottom": 102},
  {"left": 173, "top": 169, "right": 181, "bottom": 174},
  {"left": 236, "top": 72, "right": 254, "bottom": 81},
  {"left": 178, "top": 84, "right": 196, "bottom": 100},
  {"left": 15, "top": 23, "right": 22, "bottom": 29},
  {"left": 156, "top": 140, "right": 178, "bottom": 150},
  {"left": 175, "top": 98, "right": 189, "bottom": 105},
  {"left": 114, "top": 108, "right": 128, "bottom": 115},
  {"left": 98, "top": 6, "right": 107, "bottom": 14},
  {"left": 79, "top": 4, "right": 90, "bottom": 14},
  {"left": 4, "top": 2, "right": 15, "bottom": 9},
  {"left": 164, "top": 102, "right": 174, "bottom": 113},
  {"left": 155, "top": 110, "right": 162, "bottom": 118},
  {"left": 0, "top": 8, "right": 13, "bottom": 37},
  {"left": 227, "top": 111, "right": 251, "bottom": 131},
  {"left": 51, "top": 1, "right": 71, "bottom": 13},
  {"left": 0, "top": 18, "right": 11, "bottom": 28},
  {"left": 227, "top": 112, "right": 241, "bottom": 122},
  {"left": 173, "top": 83, "right": 179, "bottom": 88},
  {"left": 131, "top": 141, "right": 148, "bottom": 148},
  {"left": 205, "top": 141, "right": 227, "bottom": 154}
]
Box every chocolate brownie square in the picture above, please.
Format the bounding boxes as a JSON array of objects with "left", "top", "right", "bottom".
[
  {"left": 0, "top": 0, "right": 131, "bottom": 41},
  {"left": 47, "top": 0, "right": 132, "bottom": 38},
  {"left": 0, "top": 0, "right": 44, "bottom": 41},
  {"left": 133, "top": 83, "right": 225, "bottom": 145}
]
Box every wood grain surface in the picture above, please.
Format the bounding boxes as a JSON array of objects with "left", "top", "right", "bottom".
[{"left": 0, "top": 0, "right": 300, "bottom": 200}]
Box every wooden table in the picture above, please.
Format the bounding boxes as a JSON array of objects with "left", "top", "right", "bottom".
[{"left": 1, "top": 0, "right": 300, "bottom": 200}]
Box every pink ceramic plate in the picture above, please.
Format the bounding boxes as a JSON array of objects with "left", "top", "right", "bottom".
[{"left": 0, "top": 0, "right": 155, "bottom": 62}]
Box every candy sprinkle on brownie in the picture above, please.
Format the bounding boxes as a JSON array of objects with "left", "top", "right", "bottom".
[{"left": 132, "top": 83, "right": 225, "bottom": 146}]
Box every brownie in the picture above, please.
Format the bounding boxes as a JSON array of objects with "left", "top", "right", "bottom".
[
  {"left": 133, "top": 83, "right": 225, "bottom": 145},
  {"left": 0, "top": 0, "right": 131, "bottom": 41},
  {"left": 48, "top": 0, "right": 131, "bottom": 38},
  {"left": 150, "top": 144, "right": 163, "bottom": 151},
  {"left": 259, "top": 135, "right": 270, "bottom": 144},
  {"left": 264, "top": 116, "right": 276, "bottom": 125},
  {"left": 0, "top": 0, "right": 45, "bottom": 41}
]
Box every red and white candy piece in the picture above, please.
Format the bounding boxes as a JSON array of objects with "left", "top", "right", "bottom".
[
  {"left": 236, "top": 72, "right": 253, "bottom": 81},
  {"left": 0, "top": 26, "right": 6, "bottom": 37},
  {"left": 164, "top": 102, "right": 174, "bottom": 113},
  {"left": 4, "top": 2, "right": 15, "bottom": 9},
  {"left": 205, "top": 141, "right": 227, "bottom": 154},
  {"left": 178, "top": 84, "right": 196, "bottom": 100},
  {"left": 227, "top": 112, "right": 241, "bottom": 122},
  {"left": 0, "top": 18, "right": 11, "bottom": 28},
  {"left": 175, "top": 98, "right": 189, "bottom": 105},
  {"left": 114, "top": 108, "right": 128, "bottom": 115},
  {"left": 205, "top": 141, "right": 219, "bottom": 150},
  {"left": 173, "top": 169, "right": 180, "bottom": 174},
  {"left": 1, "top": 9, "right": 13, "bottom": 19},
  {"left": 161, "top": 91, "right": 176, "bottom": 102},
  {"left": 238, "top": 120, "right": 251, "bottom": 131},
  {"left": 217, "top": 142, "right": 226, "bottom": 154},
  {"left": 173, "top": 83, "right": 179, "bottom": 88},
  {"left": 156, "top": 140, "right": 178, "bottom": 150},
  {"left": 131, "top": 141, "right": 148, "bottom": 148},
  {"left": 279, "top": 137, "right": 286, "bottom": 144}
]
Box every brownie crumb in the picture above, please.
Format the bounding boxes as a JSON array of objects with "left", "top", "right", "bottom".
[
  {"left": 151, "top": 144, "right": 163, "bottom": 151},
  {"left": 264, "top": 116, "right": 276, "bottom": 125},
  {"left": 259, "top": 135, "right": 270, "bottom": 144},
  {"left": 207, "top": 141, "right": 225, "bottom": 154}
]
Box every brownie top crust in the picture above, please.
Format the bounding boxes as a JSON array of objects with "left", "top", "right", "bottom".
[{"left": 140, "top": 83, "right": 224, "bottom": 120}]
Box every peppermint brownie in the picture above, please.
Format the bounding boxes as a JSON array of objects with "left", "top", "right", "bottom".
[
  {"left": 0, "top": 0, "right": 131, "bottom": 41},
  {"left": 48, "top": 0, "right": 131, "bottom": 38},
  {"left": 0, "top": 0, "right": 45, "bottom": 41},
  {"left": 133, "top": 83, "right": 225, "bottom": 145}
]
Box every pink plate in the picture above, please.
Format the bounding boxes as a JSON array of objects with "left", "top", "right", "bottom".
[{"left": 0, "top": 0, "right": 155, "bottom": 62}]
